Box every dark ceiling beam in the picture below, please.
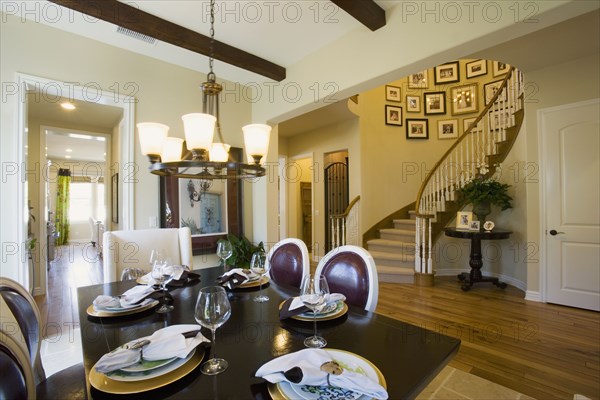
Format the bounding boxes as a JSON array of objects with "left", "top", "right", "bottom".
[
  {"left": 330, "top": 0, "right": 386, "bottom": 31},
  {"left": 47, "top": 0, "right": 286, "bottom": 81}
]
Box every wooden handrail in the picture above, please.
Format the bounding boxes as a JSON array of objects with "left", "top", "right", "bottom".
[
  {"left": 330, "top": 196, "right": 361, "bottom": 219},
  {"left": 414, "top": 67, "right": 516, "bottom": 217}
]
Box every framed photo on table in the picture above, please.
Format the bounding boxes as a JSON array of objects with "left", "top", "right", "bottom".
[
  {"left": 424, "top": 92, "right": 446, "bottom": 115},
  {"left": 434, "top": 62, "right": 460, "bottom": 84},
  {"left": 438, "top": 119, "right": 458, "bottom": 139},
  {"left": 451, "top": 83, "right": 478, "bottom": 115},
  {"left": 385, "top": 85, "right": 402, "bottom": 102},
  {"left": 456, "top": 211, "right": 473, "bottom": 230},
  {"left": 385, "top": 105, "right": 403, "bottom": 126},
  {"left": 466, "top": 59, "right": 487, "bottom": 78},
  {"left": 406, "top": 119, "right": 429, "bottom": 139},
  {"left": 408, "top": 70, "right": 428, "bottom": 89}
]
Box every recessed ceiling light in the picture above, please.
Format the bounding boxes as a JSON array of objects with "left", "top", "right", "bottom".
[
  {"left": 95, "top": 137, "right": 106, "bottom": 142},
  {"left": 61, "top": 102, "right": 76, "bottom": 110},
  {"left": 65, "top": 148, "right": 73, "bottom": 153},
  {"left": 65, "top": 155, "right": 71, "bottom": 159},
  {"left": 68, "top": 133, "right": 93, "bottom": 140}
]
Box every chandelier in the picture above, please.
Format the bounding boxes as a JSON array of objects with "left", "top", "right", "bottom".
[{"left": 137, "top": 0, "right": 271, "bottom": 186}]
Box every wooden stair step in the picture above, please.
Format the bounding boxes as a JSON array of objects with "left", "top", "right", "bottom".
[
  {"left": 379, "top": 228, "right": 416, "bottom": 241},
  {"left": 367, "top": 239, "right": 415, "bottom": 253},
  {"left": 375, "top": 265, "right": 415, "bottom": 284},
  {"left": 393, "top": 219, "right": 416, "bottom": 229},
  {"left": 370, "top": 250, "right": 415, "bottom": 263}
]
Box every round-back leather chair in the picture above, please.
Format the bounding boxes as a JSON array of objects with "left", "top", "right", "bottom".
[
  {"left": 0, "top": 328, "right": 36, "bottom": 399},
  {"left": 267, "top": 238, "right": 310, "bottom": 288},
  {"left": 315, "top": 245, "right": 379, "bottom": 312}
]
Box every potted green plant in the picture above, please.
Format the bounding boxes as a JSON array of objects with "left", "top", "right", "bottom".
[
  {"left": 458, "top": 175, "right": 513, "bottom": 222},
  {"left": 218, "top": 234, "right": 264, "bottom": 269}
]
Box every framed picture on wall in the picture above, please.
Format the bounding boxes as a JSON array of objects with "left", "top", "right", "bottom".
[
  {"left": 463, "top": 117, "right": 477, "bottom": 133},
  {"left": 451, "top": 83, "right": 478, "bottom": 115},
  {"left": 484, "top": 80, "right": 506, "bottom": 105},
  {"left": 434, "top": 62, "right": 460, "bottom": 84},
  {"left": 466, "top": 59, "right": 487, "bottom": 78},
  {"left": 406, "top": 118, "right": 429, "bottom": 139},
  {"left": 438, "top": 119, "right": 458, "bottom": 139},
  {"left": 492, "top": 61, "right": 510, "bottom": 77},
  {"left": 406, "top": 95, "right": 421, "bottom": 113},
  {"left": 424, "top": 92, "right": 446, "bottom": 115},
  {"left": 385, "top": 105, "right": 403, "bottom": 126},
  {"left": 385, "top": 85, "right": 402, "bottom": 102},
  {"left": 408, "top": 70, "right": 428, "bottom": 89}
]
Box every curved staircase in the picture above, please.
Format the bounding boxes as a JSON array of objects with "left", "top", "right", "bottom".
[{"left": 365, "top": 67, "right": 525, "bottom": 283}]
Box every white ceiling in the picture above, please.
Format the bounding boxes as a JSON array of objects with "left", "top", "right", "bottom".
[{"left": 17, "top": 1, "right": 401, "bottom": 84}]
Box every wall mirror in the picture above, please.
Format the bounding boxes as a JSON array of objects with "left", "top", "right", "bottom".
[{"left": 160, "top": 147, "right": 243, "bottom": 254}]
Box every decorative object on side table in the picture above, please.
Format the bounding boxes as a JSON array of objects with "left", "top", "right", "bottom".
[
  {"left": 458, "top": 174, "right": 513, "bottom": 222},
  {"left": 483, "top": 221, "right": 495, "bottom": 231}
]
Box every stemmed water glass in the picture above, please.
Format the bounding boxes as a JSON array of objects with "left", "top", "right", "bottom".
[
  {"left": 216, "top": 241, "right": 233, "bottom": 270},
  {"left": 151, "top": 253, "right": 174, "bottom": 313},
  {"left": 250, "top": 252, "right": 269, "bottom": 302},
  {"left": 300, "top": 274, "right": 330, "bottom": 348},
  {"left": 194, "top": 286, "right": 232, "bottom": 375}
]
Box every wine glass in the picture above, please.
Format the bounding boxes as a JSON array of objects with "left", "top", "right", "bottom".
[
  {"left": 151, "top": 254, "right": 174, "bottom": 313},
  {"left": 300, "top": 274, "right": 329, "bottom": 348},
  {"left": 194, "top": 286, "right": 232, "bottom": 375},
  {"left": 216, "top": 241, "right": 233, "bottom": 269},
  {"left": 250, "top": 252, "right": 269, "bottom": 303}
]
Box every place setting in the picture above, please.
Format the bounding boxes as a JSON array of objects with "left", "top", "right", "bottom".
[
  {"left": 216, "top": 252, "right": 270, "bottom": 296},
  {"left": 88, "top": 324, "right": 209, "bottom": 394},
  {"left": 256, "top": 275, "right": 388, "bottom": 400},
  {"left": 87, "top": 284, "right": 162, "bottom": 318}
]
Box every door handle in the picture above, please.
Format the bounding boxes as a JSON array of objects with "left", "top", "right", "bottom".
[{"left": 549, "top": 229, "right": 565, "bottom": 236}]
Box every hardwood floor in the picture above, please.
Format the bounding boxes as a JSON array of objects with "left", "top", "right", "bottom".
[
  {"left": 35, "top": 249, "right": 599, "bottom": 399},
  {"left": 377, "top": 277, "right": 600, "bottom": 400}
]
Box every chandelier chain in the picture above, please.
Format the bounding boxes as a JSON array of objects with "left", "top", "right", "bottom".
[{"left": 208, "top": 0, "right": 215, "bottom": 75}]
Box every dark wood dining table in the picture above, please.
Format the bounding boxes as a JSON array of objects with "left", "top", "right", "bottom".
[{"left": 77, "top": 266, "right": 460, "bottom": 399}]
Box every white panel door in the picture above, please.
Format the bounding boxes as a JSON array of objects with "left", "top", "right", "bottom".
[{"left": 542, "top": 99, "right": 600, "bottom": 311}]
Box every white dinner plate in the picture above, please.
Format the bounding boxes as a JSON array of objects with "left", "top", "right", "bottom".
[
  {"left": 106, "top": 349, "right": 195, "bottom": 382},
  {"left": 269, "top": 349, "right": 386, "bottom": 400}
]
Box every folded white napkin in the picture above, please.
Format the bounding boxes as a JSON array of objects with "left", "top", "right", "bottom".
[
  {"left": 289, "top": 293, "right": 347, "bottom": 311},
  {"left": 92, "top": 285, "right": 156, "bottom": 311},
  {"left": 95, "top": 324, "right": 209, "bottom": 373},
  {"left": 256, "top": 348, "right": 388, "bottom": 399}
]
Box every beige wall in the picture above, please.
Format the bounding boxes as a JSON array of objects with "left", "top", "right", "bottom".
[{"left": 1, "top": 14, "right": 254, "bottom": 282}]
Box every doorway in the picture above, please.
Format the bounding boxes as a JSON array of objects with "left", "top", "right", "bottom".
[
  {"left": 324, "top": 151, "right": 349, "bottom": 252},
  {"left": 18, "top": 73, "right": 135, "bottom": 295}
]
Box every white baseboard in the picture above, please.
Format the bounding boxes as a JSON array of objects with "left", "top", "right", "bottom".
[
  {"left": 435, "top": 269, "right": 528, "bottom": 293},
  {"left": 525, "top": 290, "right": 542, "bottom": 302}
]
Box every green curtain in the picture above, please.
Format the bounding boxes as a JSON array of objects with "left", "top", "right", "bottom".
[{"left": 55, "top": 168, "right": 71, "bottom": 245}]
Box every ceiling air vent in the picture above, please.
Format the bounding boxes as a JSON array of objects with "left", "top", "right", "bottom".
[{"left": 116, "top": 26, "right": 157, "bottom": 45}]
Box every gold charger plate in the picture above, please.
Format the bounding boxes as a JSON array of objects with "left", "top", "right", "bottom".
[
  {"left": 238, "top": 275, "right": 269, "bottom": 288},
  {"left": 267, "top": 349, "right": 386, "bottom": 400},
  {"left": 86, "top": 300, "right": 159, "bottom": 317},
  {"left": 279, "top": 300, "right": 348, "bottom": 322},
  {"left": 89, "top": 347, "right": 204, "bottom": 394}
]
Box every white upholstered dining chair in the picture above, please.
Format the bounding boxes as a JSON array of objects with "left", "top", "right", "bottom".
[{"left": 102, "top": 227, "right": 193, "bottom": 283}]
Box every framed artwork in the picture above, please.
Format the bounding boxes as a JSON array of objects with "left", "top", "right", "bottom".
[
  {"left": 434, "top": 62, "right": 460, "bottom": 84},
  {"left": 456, "top": 211, "right": 473, "bottom": 230},
  {"left": 424, "top": 92, "right": 446, "bottom": 115},
  {"left": 484, "top": 80, "right": 507, "bottom": 105},
  {"left": 408, "top": 70, "right": 428, "bottom": 89},
  {"left": 385, "top": 105, "right": 403, "bottom": 126},
  {"left": 463, "top": 117, "right": 477, "bottom": 133},
  {"left": 466, "top": 59, "right": 487, "bottom": 78},
  {"left": 385, "top": 85, "right": 401, "bottom": 102},
  {"left": 451, "top": 83, "right": 478, "bottom": 115},
  {"left": 492, "top": 61, "right": 510, "bottom": 77},
  {"left": 469, "top": 220, "right": 481, "bottom": 231},
  {"left": 438, "top": 119, "right": 458, "bottom": 139},
  {"left": 159, "top": 147, "right": 244, "bottom": 254},
  {"left": 406, "top": 119, "right": 429, "bottom": 139},
  {"left": 406, "top": 95, "right": 421, "bottom": 113},
  {"left": 111, "top": 173, "right": 118, "bottom": 223}
]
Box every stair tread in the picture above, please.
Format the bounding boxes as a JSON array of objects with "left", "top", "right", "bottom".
[
  {"left": 393, "top": 218, "right": 415, "bottom": 224},
  {"left": 380, "top": 228, "right": 415, "bottom": 234},
  {"left": 367, "top": 239, "right": 415, "bottom": 246},
  {"left": 370, "top": 251, "right": 415, "bottom": 261}
]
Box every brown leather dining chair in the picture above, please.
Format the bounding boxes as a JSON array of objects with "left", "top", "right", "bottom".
[
  {"left": 0, "top": 331, "right": 35, "bottom": 399},
  {"left": 266, "top": 238, "right": 310, "bottom": 288},
  {"left": 315, "top": 245, "right": 379, "bottom": 312},
  {"left": 0, "top": 277, "right": 86, "bottom": 399}
]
